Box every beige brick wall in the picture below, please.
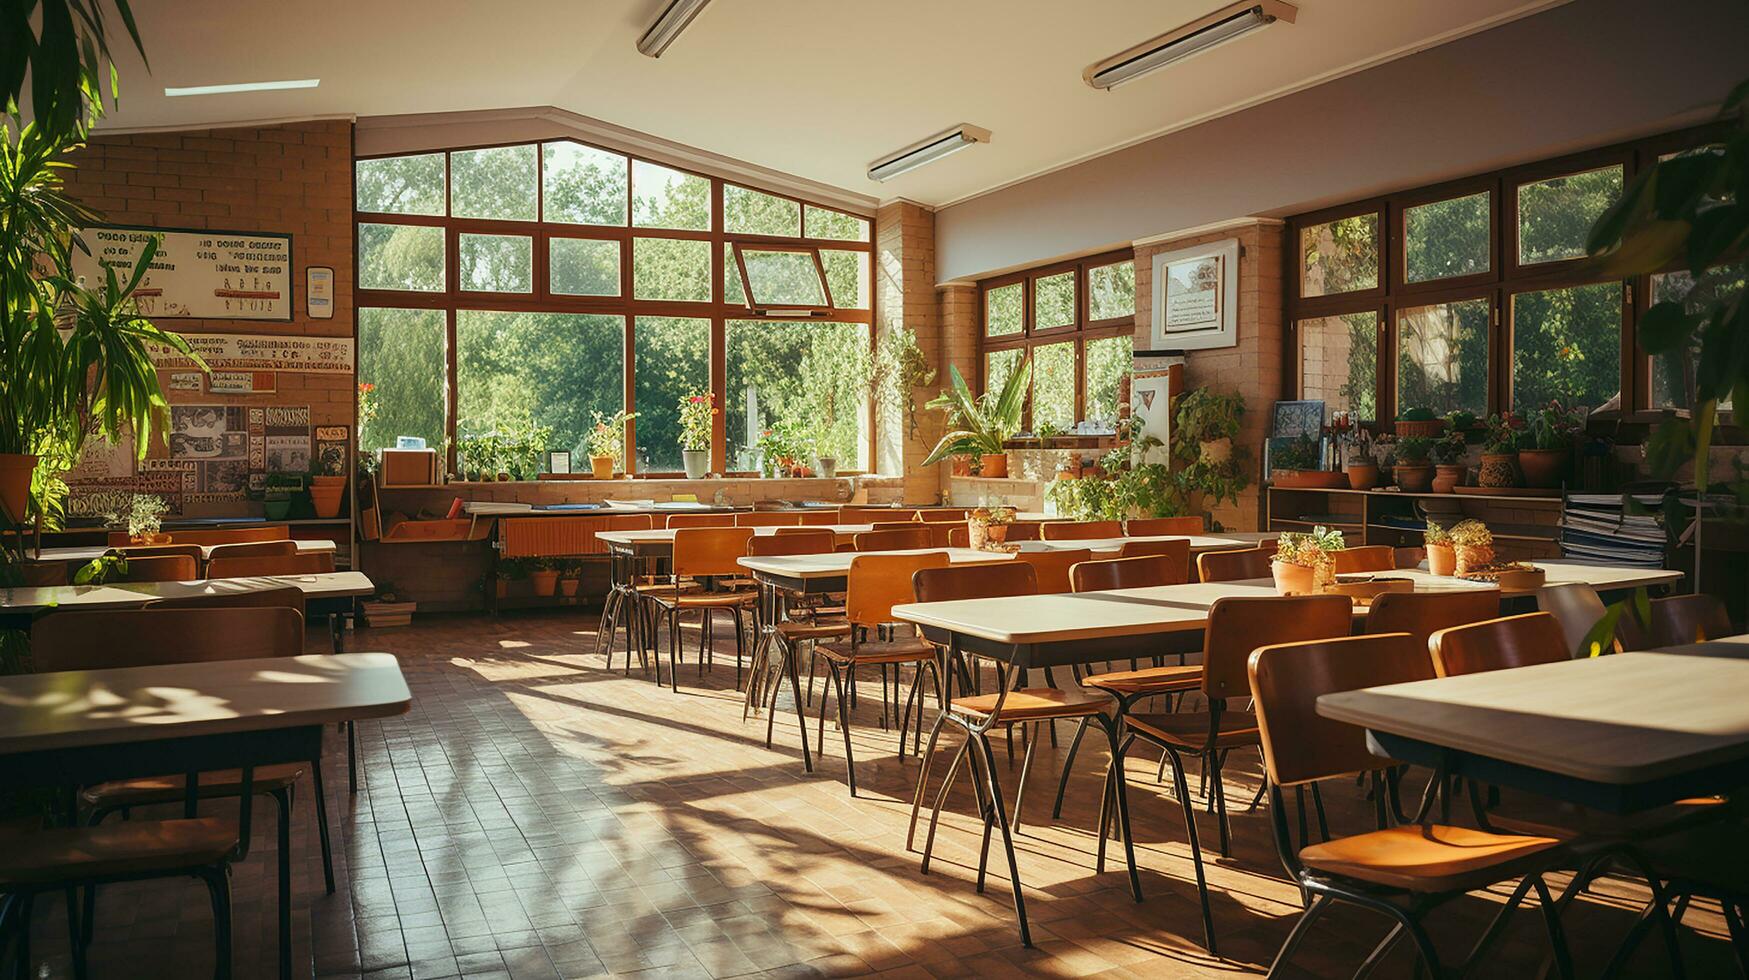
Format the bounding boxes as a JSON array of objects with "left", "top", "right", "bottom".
[
  {"left": 875, "top": 200, "right": 947, "bottom": 504},
  {"left": 1134, "top": 221, "right": 1284, "bottom": 531}
]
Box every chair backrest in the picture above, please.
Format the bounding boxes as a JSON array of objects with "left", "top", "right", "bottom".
[
  {"left": 1125, "top": 516, "right": 1203, "bottom": 536},
  {"left": 913, "top": 561, "right": 1037, "bottom": 603},
  {"left": 1204, "top": 594, "right": 1354, "bottom": 700},
  {"left": 853, "top": 527, "right": 933, "bottom": 552},
  {"left": 797, "top": 510, "right": 841, "bottom": 526},
  {"left": 746, "top": 529, "right": 836, "bottom": 556},
  {"left": 117, "top": 554, "right": 198, "bottom": 582},
  {"left": 1393, "top": 546, "right": 1427, "bottom": 569},
  {"left": 1115, "top": 538, "right": 1191, "bottom": 581},
  {"left": 109, "top": 544, "right": 204, "bottom": 561},
  {"left": 1249, "top": 632, "right": 1434, "bottom": 787},
  {"left": 32, "top": 606, "right": 305, "bottom": 671},
  {"left": 206, "top": 540, "right": 299, "bottom": 561},
  {"left": 1644, "top": 593, "right": 1734, "bottom": 647},
  {"left": 1040, "top": 519, "right": 1123, "bottom": 541},
  {"left": 1430, "top": 611, "right": 1568, "bottom": 677},
  {"left": 207, "top": 552, "right": 337, "bottom": 578},
  {"left": 1364, "top": 588, "right": 1503, "bottom": 655},
  {"left": 19, "top": 560, "right": 67, "bottom": 587},
  {"left": 840, "top": 506, "right": 915, "bottom": 523},
  {"left": 947, "top": 526, "right": 970, "bottom": 548},
  {"left": 872, "top": 521, "right": 922, "bottom": 531},
  {"left": 1003, "top": 521, "right": 1043, "bottom": 542},
  {"left": 844, "top": 551, "right": 950, "bottom": 626},
  {"left": 666, "top": 513, "right": 736, "bottom": 528},
  {"left": 1070, "top": 554, "right": 1179, "bottom": 593},
  {"left": 1196, "top": 546, "right": 1271, "bottom": 583},
  {"left": 736, "top": 512, "right": 802, "bottom": 527},
  {"left": 915, "top": 508, "right": 969, "bottom": 523},
  {"left": 1332, "top": 545, "right": 1395, "bottom": 574},
  {"left": 603, "top": 513, "right": 656, "bottom": 531},
  {"left": 107, "top": 525, "right": 289, "bottom": 547},
  {"left": 1537, "top": 583, "right": 1614, "bottom": 656},
  {"left": 1012, "top": 548, "right": 1094, "bottom": 594},
  {"left": 671, "top": 526, "right": 756, "bottom": 577},
  {"left": 147, "top": 585, "right": 307, "bottom": 621}
]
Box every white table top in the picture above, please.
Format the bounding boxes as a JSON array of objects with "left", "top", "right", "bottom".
[
  {"left": 1018, "top": 534, "right": 1245, "bottom": 555},
  {"left": 891, "top": 562, "right": 1683, "bottom": 646},
  {"left": 0, "top": 571, "right": 375, "bottom": 613},
  {"left": 33, "top": 538, "right": 336, "bottom": 563},
  {"left": 462, "top": 500, "right": 725, "bottom": 516},
  {"left": 597, "top": 524, "right": 875, "bottom": 546},
  {"left": 739, "top": 548, "right": 1016, "bottom": 580},
  {"left": 0, "top": 652, "right": 411, "bottom": 754},
  {"left": 1316, "top": 650, "right": 1749, "bottom": 785}
]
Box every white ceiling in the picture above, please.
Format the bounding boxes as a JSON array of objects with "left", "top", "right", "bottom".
[{"left": 97, "top": 0, "right": 1568, "bottom": 208}]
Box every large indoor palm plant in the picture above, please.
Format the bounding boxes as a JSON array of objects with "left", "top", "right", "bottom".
[{"left": 922, "top": 359, "right": 1031, "bottom": 478}]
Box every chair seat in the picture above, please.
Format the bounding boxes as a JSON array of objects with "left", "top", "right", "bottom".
[
  {"left": 1640, "top": 816, "right": 1749, "bottom": 895},
  {"left": 1128, "top": 709, "right": 1259, "bottom": 751},
  {"left": 652, "top": 590, "right": 756, "bottom": 609},
  {"left": 775, "top": 619, "right": 851, "bottom": 641},
  {"left": 817, "top": 636, "right": 936, "bottom": 665},
  {"left": 0, "top": 818, "right": 237, "bottom": 887},
  {"left": 1298, "top": 823, "right": 1564, "bottom": 893},
  {"left": 1486, "top": 796, "right": 1729, "bottom": 843},
  {"left": 82, "top": 763, "right": 305, "bottom": 809},
  {"left": 951, "top": 686, "right": 1110, "bottom": 722},
  {"left": 1084, "top": 663, "right": 1203, "bottom": 694}
]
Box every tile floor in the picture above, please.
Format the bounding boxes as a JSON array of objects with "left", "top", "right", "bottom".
[{"left": 20, "top": 609, "right": 1739, "bottom": 978}]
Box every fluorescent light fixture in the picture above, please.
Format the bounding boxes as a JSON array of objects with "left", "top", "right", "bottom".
[
  {"left": 1084, "top": 1, "right": 1297, "bottom": 91},
  {"left": 164, "top": 78, "right": 321, "bottom": 97},
  {"left": 868, "top": 124, "right": 992, "bottom": 183},
  {"left": 638, "top": 0, "right": 713, "bottom": 58}
]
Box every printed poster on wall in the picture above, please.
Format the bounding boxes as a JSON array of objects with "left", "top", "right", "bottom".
[
  {"left": 1149, "top": 237, "right": 1240, "bottom": 352},
  {"left": 144, "top": 333, "right": 352, "bottom": 374},
  {"left": 71, "top": 226, "right": 293, "bottom": 321},
  {"left": 171, "top": 405, "right": 251, "bottom": 498}
]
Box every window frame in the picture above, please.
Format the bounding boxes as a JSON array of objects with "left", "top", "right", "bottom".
[
  {"left": 355, "top": 137, "right": 875, "bottom": 477},
  {"left": 730, "top": 242, "right": 832, "bottom": 314}
]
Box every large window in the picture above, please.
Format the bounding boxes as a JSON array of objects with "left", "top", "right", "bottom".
[
  {"left": 355, "top": 138, "right": 874, "bottom": 474},
  {"left": 976, "top": 251, "right": 1134, "bottom": 432},
  {"left": 1287, "top": 125, "right": 1727, "bottom": 425}
]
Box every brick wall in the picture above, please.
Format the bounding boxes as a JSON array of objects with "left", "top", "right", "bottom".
[
  {"left": 875, "top": 200, "right": 946, "bottom": 504},
  {"left": 935, "top": 284, "right": 980, "bottom": 499},
  {"left": 61, "top": 119, "right": 356, "bottom": 516},
  {"left": 1134, "top": 220, "right": 1284, "bottom": 530}
]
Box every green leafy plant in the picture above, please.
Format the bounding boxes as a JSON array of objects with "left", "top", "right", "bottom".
[
  {"left": 1175, "top": 388, "right": 1245, "bottom": 448},
  {"left": 871, "top": 324, "right": 935, "bottom": 440},
  {"left": 497, "top": 557, "right": 533, "bottom": 581},
  {"left": 1273, "top": 526, "right": 1346, "bottom": 567},
  {"left": 72, "top": 552, "right": 127, "bottom": 585},
  {"left": 1395, "top": 435, "right": 1432, "bottom": 465},
  {"left": 1423, "top": 519, "right": 1452, "bottom": 547},
  {"left": 1433, "top": 428, "right": 1468, "bottom": 465},
  {"left": 1445, "top": 410, "right": 1478, "bottom": 432},
  {"left": 923, "top": 360, "right": 1032, "bottom": 464},
  {"left": 1481, "top": 413, "right": 1522, "bottom": 454},
  {"left": 1398, "top": 406, "right": 1436, "bottom": 422},
  {"left": 585, "top": 409, "right": 635, "bottom": 464},
  {"left": 1274, "top": 434, "right": 1320, "bottom": 471},
  {"left": 677, "top": 389, "right": 714, "bottom": 453},
  {"left": 1526, "top": 401, "right": 1584, "bottom": 451},
  {"left": 123, "top": 492, "right": 165, "bottom": 539}
]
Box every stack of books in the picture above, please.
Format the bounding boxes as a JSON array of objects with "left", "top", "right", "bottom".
[{"left": 1562, "top": 492, "right": 1667, "bottom": 567}]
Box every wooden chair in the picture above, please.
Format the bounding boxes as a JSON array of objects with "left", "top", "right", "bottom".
[
  {"left": 1332, "top": 545, "right": 1395, "bottom": 574},
  {"left": 1068, "top": 554, "right": 1179, "bottom": 593},
  {"left": 1249, "top": 632, "right": 1572, "bottom": 977},
  {"left": 915, "top": 508, "right": 968, "bottom": 523},
  {"left": 1429, "top": 611, "right": 1568, "bottom": 678},
  {"left": 1538, "top": 582, "right": 1644, "bottom": 656},
  {"left": 853, "top": 527, "right": 933, "bottom": 551},
  {"left": 115, "top": 554, "right": 198, "bottom": 583},
  {"left": 1394, "top": 546, "right": 1428, "bottom": 569},
  {"left": 1196, "top": 546, "right": 1271, "bottom": 583},
  {"left": 109, "top": 544, "right": 203, "bottom": 562},
  {"left": 796, "top": 510, "right": 841, "bottom": 526},
  {"left": 666, "top": 513, "right": 737, "bottom": 528},
  {"left": 743, "top": 531, "right": 847, "bottom": 766},
  {"left": 149, "top": 585, "right": 308, "bottom": 619},
  {"left": 1115, "top": 538, "right": 1191, "bottom": 580},
  {"left": 648, "top": 527, "right": 756, "bottom": 692},
  {"left": 106, "top": 525, "right": 287, "bottom": 547},
  {"left": 735, "top": 512, "right": 802, "bottom": 527},
  {"left": 1012, "top": 548, "right": 1093, "bottom": 594},
  {"left": 204, "top": 540, "right": 299, "bottom": 561},
  {"left": 839, "top": 506, "right": 915, "bottom": 523},
  {"left": 30, "top": 607, "right": 316, "bottom": 978},
  {"left": 871, "top": 520, "right": 924, "bottom": 531},
  {"left": 813, "top": 551, "right": 949, "bottom": 797},
  {"left": 1040, "top": 519, "right": 1122, "bottom": 540},
  {"left": 207, "top": 552, "right": 336, "bottom": 578},
  {"left": 947, "top": 526, "right": 971, "bottom": 548},
  {"left": 1643, "top": 593, "right": 1734, "bottom": 647},
  {"left": 1003, "top": 521, "right": 1044, "bottom": 542},
  {"left": 1126, "top": 516, "right": 1203, "bottom": 535},
  {"left": 908, "top": 560, "right": 1124, "bottom": 947},
  {"left": 1364, "top": 588, "right": 1503, "bottom": 656},
  {"left": 1125, "top": 594, "right": 1355, "bottom": 952}
]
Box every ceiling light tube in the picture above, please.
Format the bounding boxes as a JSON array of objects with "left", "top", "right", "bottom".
[
  {"left": 1084, "top": 0, "right": 1297, "bottom": 91},
  {"left": 164, "top": 78, "right": 321, "bottom": 97},
  {"left": 638, "top": 0, "right": 713, "bottom": 58},
  {"left": 867, "top": 124, "right": 992, "bottom": 183}
]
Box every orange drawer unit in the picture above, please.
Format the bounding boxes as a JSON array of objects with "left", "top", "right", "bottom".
[{"left": 499, "top": 515, "right": 615, "bottom": 558}]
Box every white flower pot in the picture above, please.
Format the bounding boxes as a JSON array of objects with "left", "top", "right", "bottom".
[{"left": 682, "top": 449, "right": 709, "bottom": 479}]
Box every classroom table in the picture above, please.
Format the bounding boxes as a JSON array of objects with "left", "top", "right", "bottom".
[
  {"left": 738, "top": 547, "right": 1017, "bottom": 595},
  {"left": 0, "top": 652, "right": 411, "bottom": 979},
  {"left": 597, "top": 524, "right": 877, "bottom": 556},
  {"left": 1016, "top": 534, "right": 1246, "bottom": 554},
  {"left": 32, "top": 538, "right": 337, "bottom": 564}
]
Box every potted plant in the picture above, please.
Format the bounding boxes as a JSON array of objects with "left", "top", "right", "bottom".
[
  {"left": 73, "top": 553, "right": 129, "bottom": 585},
  {"left": 557, "top": 558, "right": 582, "bottom": 598},
  {"left": 1449, "top": 519, "right": 1495, "bottom": 576},
  {"left": 262, "top": 472, "right": 303, "bottom": 521},
  {"left": 1176, "top": 388, "right": 1244, "bottom": 466},
  {"left": 528, "top": 557, "right": 561, "bottom": 597},
  {"left": 1519, "top": 401, "right": 1582, "bottom": 488},
  {"left": 1423, "top": 520, "right": 1457, "bottom": 576},
  {"left": 1272, "top": 526, "right": 1344, "bottom": 595},
  {"left": 496, "top": 557, "right": 530, "bottom": 598},
  {"left": 871, "top": 324, "right": 937, "bottom": 441},
  {"left": 586, "top": 409, "right": 635, "bottom": 480},
  {"left": 1395, "top": 406, "right": 1446, "bottom": 439},
  {"left": 125, "top": 493, "right": 169, "bottom": 545},
  {"left": 1270, "top": 434, "right": 1333, "bottom": 488},
  {"left": 678, "top": 390, "right": 715, "bottom": 479},
  {"left": 1393, "top": 436, "right": 1435, "bottom": 492},
  {"left": 1431, "top": 428, "right": 1468, "bottom": 494},
  {"left": 968, "top": 505, "right": 1016, "bottom": 549},
  {"left": 362, "top": 582, "right": 416, "bottom": 627},
  {"left": 923, "top": 359, "right": 1032, "bottom": 480},
  {"left": 1345, "top": 440, "right": 1378, "bottom": 490},
  {"left": 1478, "top": 414, "right": 1522, "bottom": 488}
]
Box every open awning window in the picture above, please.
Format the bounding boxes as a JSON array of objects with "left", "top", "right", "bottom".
[{"left": 732, "top": 243, "right": 830, "bottom": 313}]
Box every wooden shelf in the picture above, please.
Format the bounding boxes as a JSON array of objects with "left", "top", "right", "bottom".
[{"left": 1268, "top": 485, "right": 1564, "bottom": 505}]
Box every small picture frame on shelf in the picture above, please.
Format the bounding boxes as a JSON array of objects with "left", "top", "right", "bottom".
[{"left": 547, "top": 450, "right": 571, "bottom": 475}]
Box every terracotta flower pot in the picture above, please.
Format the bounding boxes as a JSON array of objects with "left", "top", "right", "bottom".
[
  {"left": 950, "top": 456, "right": 972, "bottom": 477},
  {"left": 1517, "top": 448, "right": 1568, "bottom": 489},
  {"left": 1272, "top": 560, "right": 1317, "bottom": 596},
  {"left": 1426, "top": 543, "right": 1457, "bottom": 576},
  {"left": 309, "top": 483, "right": 345, "bottom": 518},
  {"left": 1431, "top": 464, "right": 1466, "bottom": 495},
  {"left": 1395, "top": 419, "right": 1446, "bottom": 439},
  {"left": 980, "top": 453, "right": 1008, "bottom": 478},
  {"left": 529, "top": 569, "right": 560, "bottom": 597},
  {"left": 986, "top": 523, "right": 1009, "bottom": 544},
  {"left": 1478, "top": 453, "right": 1520, "bottom": 488},
  {"left": 1346, "top": 462, "right": 1378, "bottom": 490},
  {"left": 559, "top": 577, "right": 580, "bottom": 597},
  {"left": 590, "top": 455, "right": 615, "bottom": 480},
  {"left": 0, "top": 453, "right": 37, "bottom": 524},
  {"left": 1394, "top": 464, "right": 1435, "bottom": 493},
  {"left": 495, "top": 579, "right": 509, "bottom": 599}
]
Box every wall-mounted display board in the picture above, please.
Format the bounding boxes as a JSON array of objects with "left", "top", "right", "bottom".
[
  {"left": 143, "top": 332, "right": 353, "bottom": 374},
  {"left": 71, "top": 225, "right": 293, "bottom": 321},
  {"left": 1150, "top": 237, "right": 1239, "bottom": 351}
]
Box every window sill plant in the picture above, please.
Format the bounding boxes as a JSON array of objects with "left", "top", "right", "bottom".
[
  {"left": 678, "top": 390, "right": 715, "bottom": 479},
  {"left": 1395, "top": 406, "right": 1446, "bottom": 439},
  {"left": 1478, "top": 414, "right": 1523, "bottom": 488},
  {"left": 587, "top": 410, "right": 636, "bottom": 480},
  {"left": 924, "top": 359, "right": 1032, "bottom": 481},
  {"left": 1432, "top": 427, "right": 1469, "bottom": 493},
  {"left": 1519, "top": 401, "right": 1583, "bottom": 488},
  {"left": 1272, "top": 526, "right": 1345, "bottom": 595},
  {"left": 1393, "top": 435, "right": 1435, "bottom": 492}
]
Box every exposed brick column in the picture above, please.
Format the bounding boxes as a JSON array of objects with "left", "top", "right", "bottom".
[
  {"left": 935, "top": 283, "right": 980, "bottom": 499},
  {"left": 874, "top": 200, "right": 944, "bottom": 504}
]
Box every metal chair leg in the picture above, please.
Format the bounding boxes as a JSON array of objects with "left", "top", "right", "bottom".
[
  {"left": 273, "top": 787, "right": 292, "bottom": 980},
  {"left": 907, "top": 709, "right": 950, "bottom": 850},
  {"left": 1264, "top": 894, "right": 1331, "bottom": 979},
  {"left": 346, "top": 720, "right": 358, "bottom": 793},
  {"left": 832, "top": 664, "right": 856, "bottom": 796},
  {"left": 971, "top": 732, "right": 1031, "bottom": 948},
  {"left": 920, "top": 738, "right": 971, "bottom": 875},
  {"left": 1165, "top": 746, "right": 1216, "bottom": 954},
  {"left": 310, "top": 756, "right": 336, "bottom": 894},
  {"left": 63, "top": 886, "right": 85, "bottom": 980},
  {"left": 201, "top": 867, "right": 233, "bottom": 980},
  {"left": 1011, "top": 721, "right": 1040, "bottom": 832},
  {"left": 1050, "top": 715, "right": 1093, "bottom": 820}
]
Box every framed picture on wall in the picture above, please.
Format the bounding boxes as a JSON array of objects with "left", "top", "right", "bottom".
[
  {"left": 1150, "top": 237, "right": 1239, "bottom": 351},
  {"left": 547, "top": 451, "right": 572, "bottom": 475}
]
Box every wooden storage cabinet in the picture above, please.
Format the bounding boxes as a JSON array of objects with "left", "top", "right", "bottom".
[{"left": 1266, "top": 486, "right": 1563, "bottom": 561}]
